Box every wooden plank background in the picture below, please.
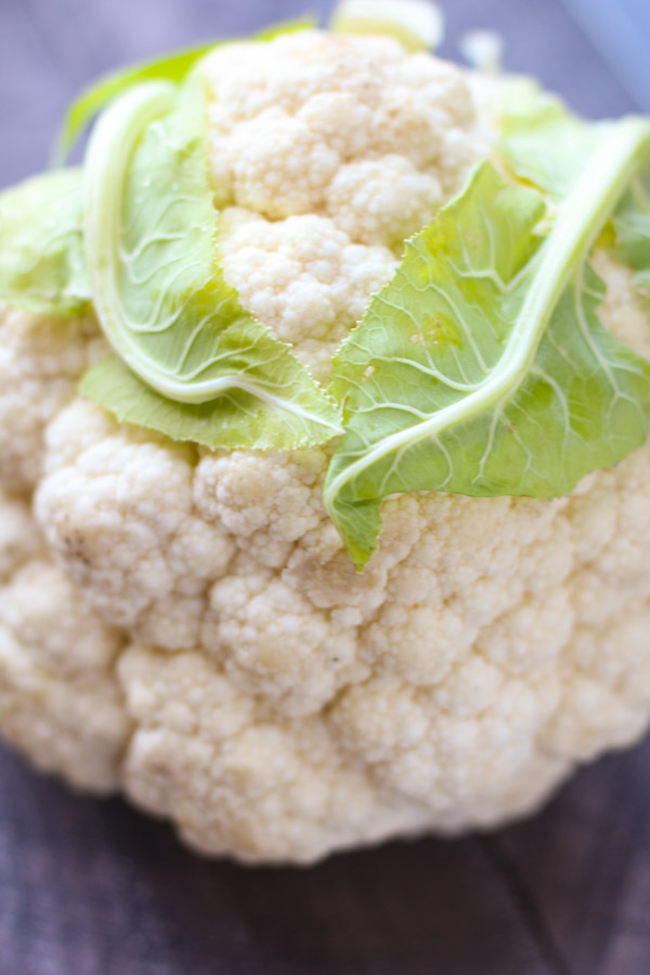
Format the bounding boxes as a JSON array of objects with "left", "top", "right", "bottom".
[{"left": 0, "top": 1, "right": 648, "bottom": 972}]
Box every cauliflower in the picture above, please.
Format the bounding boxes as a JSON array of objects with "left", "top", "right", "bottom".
[
  {"left": 208, "top": 30, "right": 485, "bottom": 383},
  {"left": 0, "top": 28, "right": 649, "bottom": 865}
]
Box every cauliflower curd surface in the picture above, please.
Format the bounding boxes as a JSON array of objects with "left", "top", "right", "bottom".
[
  {"left": 0, "top": 33, "right": 649, "bottom": 864},
  {"left": 208, "top": 31, "right": 487, "bottom": 383}
]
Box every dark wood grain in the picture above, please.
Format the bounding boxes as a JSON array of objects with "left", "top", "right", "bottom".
[
  {"left": 2, "top": 736, "right": 650, "bottom": 975},
  {"left": 0, "top": 1, "right": 649, "bottom": 973}
]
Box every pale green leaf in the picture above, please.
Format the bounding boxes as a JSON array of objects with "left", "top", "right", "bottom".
[
  {"left": 613, "top": 174, "right": 650, "bottom": 291},
  {"left": 52, "top": 44, "right": 215, "bottom": 167},
  {"left": 80, "top": 352, "right": 342, "bottom": 450},
  {"left": 52, "top": 18, "right": 317, "bottom": 165},
  {"left": 497, "top": 78, "right": 605, "bottom": 201},
  {"left": 82, "top": 72, "right": 342, "bottom": 449},
  {"left": 0, "top": 169, "right": 90, "bottom": 316},
  {"left": 330, "top": 0, "right": 444, "bottom": 52},
  {"left": 497, "top": 80, "right": 650, "bottom": 294},
  {"left": 325, "top": 128, "right": 650, "bottom": 568}
]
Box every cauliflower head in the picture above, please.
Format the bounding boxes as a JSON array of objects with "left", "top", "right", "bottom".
[{"left": 1, "top": 31, "right": 650, "bottom": 864}]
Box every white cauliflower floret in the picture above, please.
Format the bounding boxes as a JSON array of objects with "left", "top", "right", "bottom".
[
  {"left": 119, "top": 646, "right": 431, "bottom": 862},
  {"left": 218, "top": 210, "right": 396, "bottom": 381},
  {"left": 194, "top": 447, "right": 327, "bottom": 543},
  {"left": 0, "top": 32, "right": 649, "bottom": 865},
  {"left": 205, "top": 33, "right": 481, "bottom": 232},
  {"left": 0, "top": 305, "right": 97, "bottom": 492},
  {"left": 203, "top": 570, "right": 364, "bottom": 716},
  {"left": 217, "top": 109, "right": 341, "bottom": 219},
  {"left": 329, "top": 674, "right": 564, "bottom": 820},
  {"left": 36, "top": 402, "right": 235, "bottom": 648},
  {"left": 205, "top": 32, "right": 486, "bottom": 380},
  {"left": 0, "top": 558, "right": 128, "bottom": 791},
  {"left": 593, "top": 250, "right": 650, "bottom": 361},
  {"left": 0, "top": 491, "right": 42, "bottom": 580},
  {"left": 325, "top": 155, "right": 442, "bottom": 247}
]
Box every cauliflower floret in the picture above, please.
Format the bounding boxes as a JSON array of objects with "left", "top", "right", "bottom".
[
  {"left": 0, "top": 491, "right": 42, "bottom": 580},
  {"left": 0, "top": 32, "right": 649, "bottom": 865},
  {"left": 0, "top": 305, "right": 97, "bottom": 492},
  {"left": 194, "top": 447, "right": 329, "bottom": 571},
  {"left": 218, "top": 210, "right": 396, "bottom": 381},
  {"left": 205, "top": 33, "right": 482, "bottom": 229},
  {"left": 202, "top": 569, "right": 365, "bottom": 716},
  {"left": 118, "top": 645, "right": 432, "bottom": 863},
  {"left": 325, "top": 155, "right": 442, "bottom": 247},
  {"left": 36, "top": 400, "right": 235, "bottom": 648},
  {"left": 205, "top": 32, "right": 486, "bottom": 374},
  {"left": 0, "top": 559, "right": 128, "bottom": 791},
  {"left": 593, "top": 249, "right": 650, "bottom": 361},
  {"left": 329, "top": 674, "right": 565, "bottom": 818}
]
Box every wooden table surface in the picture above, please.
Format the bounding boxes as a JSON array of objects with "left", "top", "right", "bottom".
[{"left": 1, "top": 2, "right": 649, "bottom": 973}]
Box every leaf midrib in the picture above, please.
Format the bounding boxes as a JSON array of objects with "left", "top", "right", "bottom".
[{"left": 324, "top": 118, "right": 650, "bottom": 512}]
